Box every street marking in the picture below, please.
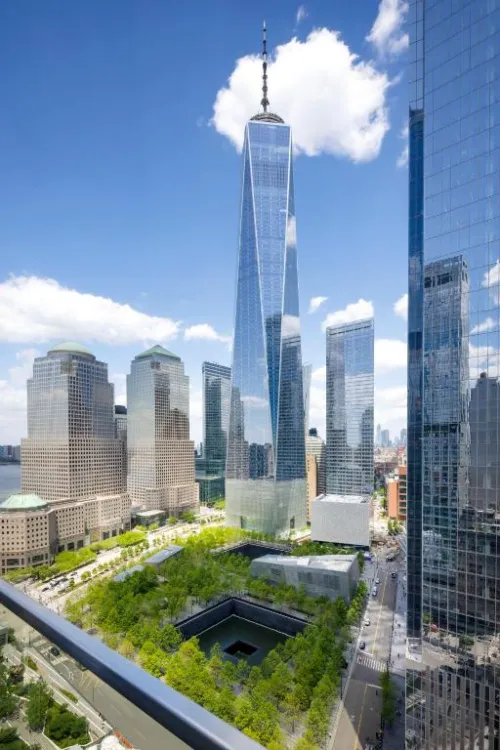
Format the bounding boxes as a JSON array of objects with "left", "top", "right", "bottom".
[
  {"left": 357, "top": 653, "right": 386, "bottom": 672},
  {"left": 353, "top": 683, "right": 368, "bottom": 750}
]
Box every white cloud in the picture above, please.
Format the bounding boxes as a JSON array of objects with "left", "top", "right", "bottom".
[
  {"left": 393, "top": 292, "right": 408, "bottom": 320},
  {"left": 184, "top": 323, "right": 232, "bottom": 347},
  {"left": 308, "top": 296, "right": 328, "bottom": 314},
  {"left": 0, "top": 349, "right": 40, "bottom": 443},
  {"left": 322, "top": 298, "right": 374, "bottom": 331},
  {"left": 282, "top": 314, "right": 301, "bottom": 338},
  {"left": 375, "top": 385, "right": 407, "bottom": 433},
  {"left": 308, "top": 384, "right": 326, "bottom": 436},
  {"left": 311, "top": 365, "right": 326, "bottom": 383},
  {"left": 396, "top": 121, "right": 409, "bottom": 168},
  {"left": 482, "top": 260, "right": 500, "bottom": 303},
  {"left": 212, "top": 28, "right": 391, "bottom": 162},
  {"left": 375, "top": 338, "right": 407, "bottom": 372},
  {"left": 286, "top": 215, "right": 297, "bottom": 248},
  {"left": 367, "top": 0, "right": 409, "bottom": 58},
  {"left": 296, "top": 5, "right": 307, "bottom": 24},
  {"left": 111, "top": 373, "right": 127, "bottom": 407},
  {"left": 0, "top": 275, "right": 180, "bottom": 345},
  {"left": 471, "top": 317, "right": 496, "bottom": 334}
]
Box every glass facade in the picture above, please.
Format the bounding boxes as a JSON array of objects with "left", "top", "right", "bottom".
[
  {"left": 406, "top": 2, "right": 500, "bottom": 747},
  {"left": 127, "top": 345, "right": 198, "bottom": 516},
  {"left": 202, "top": 361, "right": 231, "bottom": 472},
  {"left": 21, "top": 343, "right": 125, "bottom": 501},
  {"left": 325, "top": 319, "right": 374, "bottom": 497},
  {"left": 226, "top": 118, "right": 307, "bottom": 535}
]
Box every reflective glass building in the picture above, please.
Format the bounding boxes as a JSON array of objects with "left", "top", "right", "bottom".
[
  {"left": 325, "top": 319, "right": 374, "bottom": 498},
  {"left": 127, "top": 345, "right": 198, "bottom": 516},
  {"left": 406, "top": 2, "right": 500, "bottom": 747},
  {"left": 226, "top": 72, "right": 306, "bottom": 535},
  {"left": 202, "top": 361, "right": 231, "bottom": 472}
]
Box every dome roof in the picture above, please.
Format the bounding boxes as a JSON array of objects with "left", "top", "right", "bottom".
[
  {"left": 0, "top": 494, "right": 48, "bottom": 511},
  {"left": 48, "top": 342, "right": 93, "bottom": 356}
]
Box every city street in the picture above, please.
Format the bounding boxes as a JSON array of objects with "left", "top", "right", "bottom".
[{"left": 331, "top": 550, "right": 404, "bottom": 750}]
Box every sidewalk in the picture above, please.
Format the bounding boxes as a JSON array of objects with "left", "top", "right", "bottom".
[{"left": 383, "top": 565, "right": 406, "bottom": 750}]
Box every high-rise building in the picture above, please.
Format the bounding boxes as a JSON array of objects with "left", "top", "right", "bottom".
[
  {"left": 325, "top": 319, "right": 374, "bottom": 498},
  {"left": 114, "top": 405, "right": 127, "bottom": 478},
  {"left": 22, "top": 342, "right": 126, "bottom": 501},
  {"left": 376, "top": 423, "right": 382, "bottom": 447},
  {"left": 127, "top": 345, "right": 198, "bottom": 516},
  {"left": 225, "top": 25, "right": 306, "bottom": 535},
  {"left": 380, "top": 428, "right": 390, "bottom": 448},
  {"left": 202, "top": 362, "right": 231, "bottom": 471},
  {"left": 302, "top": 363, "right": 312, "bottom": 439},
  {"left": 399, "top": 427, "right": 407, "bottom": 447},
  {"left": 406, "top": 2, "right": 500, "bottom": 747},
  {"left": 306, "top": 427, "right": 326, "bottom": 497}
]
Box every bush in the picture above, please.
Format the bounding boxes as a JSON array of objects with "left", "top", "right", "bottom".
[
  {"left": 26, "top": 681, "right": 52, "bottom": 731},
  {"left": 0, "top": 726, "right": 29, "bottom": 749},
  {"left": 90, "top": 538, "right": 117, "bottom": 552},
  {"left": 59, "top": 689, "right": 78, "bottom": 704},
  {"left": 44, "top": 703, "right": 90, "bottom": 748},
  {"left": 24, "top": 656, "right": 37, "bottom": 672},
  {"left": 116, "top": 531, "right": 145, "bottom": 547}
]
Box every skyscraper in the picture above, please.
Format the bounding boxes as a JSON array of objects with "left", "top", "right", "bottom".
[
  {"left": 325, "top": 319, "right": 374, "bottom": 498},
  {"left": 22, "top": 342, "right": 126, "bottom": 501},
  {"left": 127, "top": 345, "right": 198, "bottom": 516},
  {"left": 202, "top": 362, "right": 231, "bottom": 471},
  {"left": 226, "top": 25, "right": 306, "bottom": 535},
  {"left": 302, "top": 363, "right": 312, "bottom": 439},
  {"left": 376, "top": 423, "right": 382, "bottom": 447},
  {"left": 406, "top": 2, "right": 500, "bottom": 747}
]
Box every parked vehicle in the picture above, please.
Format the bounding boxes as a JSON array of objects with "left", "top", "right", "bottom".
[
  {"left": 359, "top": 641, "right": 366, "bottom": 650},
  {"left": 364, "top": 618, "right": 370, "bottom": 626},
  {"left": 375, "top": 578, "right": 380, "bottom": 585}
]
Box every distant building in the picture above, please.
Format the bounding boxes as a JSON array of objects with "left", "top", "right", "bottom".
[
  {"left": 302, "top": 363, "right": 312, "bottom": 439},
  {"left": 114, "top": 405, "right": 127, "bottom": 477},
  {"left": 127, "top": 345, "right": 198, "bottom": 517},
  {"left": 250, "top": 554, "right": 360, "bottom": 603},
  {"left": 310, "top": 494, "right": 370, "bottom": 547},
  {"left": 0, "top": 446, "right": 20, "bottom": 462},
  {"left": 376, "top": 424, "right": 382, "bottom": 447},
  {"left": 326, "top": 319, "right": 374, "bottom": 498},
  {"left": 305, "top": 454, "right": 317, "bottom": 522},
  {"left": 380, "top": 429, "right": 390, "bottom": 448},
  {"left": 306, "top": 428, "right": 326, "bottom": 495},
  {"left": 399, "top": 428, "right": 407, "bottom": 447},
  {"left": 197, "top": 362, "right": 231, "bottom": 504},
  {"left": 387, "top": 465, "right": 407, "bottom": 521}
]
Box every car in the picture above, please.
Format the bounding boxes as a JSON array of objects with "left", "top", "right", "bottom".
[
  {"left": 42, "top": 586, "right": 50, "bottom": 592},
  {"left": 391, "top": 572, "right": 397, "bottom": 578},
  {"left": 375, "top": 578, "right": 380, "bottom": 585},
  {"left": 372, "top": 590, "right": 377, "bottom": 597},
  {"left": 50, "top": 646, "right": 60, "bottom": 657},
  {"left": 364, "top": 618, "right": 370, "bottom": 626},
  {"left": 359, "top": 641, "right": 366, "bottom": 650}
]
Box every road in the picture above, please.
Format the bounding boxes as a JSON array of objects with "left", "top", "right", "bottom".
[{"left": 331, "top": 555, "right": 402, "bottom": 750}]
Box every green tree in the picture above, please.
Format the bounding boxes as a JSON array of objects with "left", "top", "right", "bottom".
[
  {"left": 380, "top": 669, "right": 396, "bottom": 726},
  {"left": 0, "top": 661, "right": 17, "bottom": 719},
  {"left": 26, "top": 680, "right": 53, "bottom": 731},
  {"left": 158, "top": 624, "right": 182, "bottom": 653}
]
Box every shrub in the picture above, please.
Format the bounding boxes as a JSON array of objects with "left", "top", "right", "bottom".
[
  {"left": 59, "top": 689, "right": 78, "bottom": 704},
  {"left": 44, "top": 703, "right": 90, "bottom": 748}
]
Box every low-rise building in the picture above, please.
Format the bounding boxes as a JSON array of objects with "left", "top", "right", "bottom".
[
  {"left": 310, "top": 494, "right": 370, "bottom": 547},
  {"left": 387, "top": 465, "right": 407, "bottom": 521},
  {"left": 113, "top": 565, "right": 145, "bottom": 583},
  {"left": 250, "top": 554, "right": 360, "bottom": 603},
  {"left": 144, "top": 545, "right": 183, "bottom": 570}
]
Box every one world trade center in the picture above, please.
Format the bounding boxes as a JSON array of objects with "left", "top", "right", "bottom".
[{"left": 225, "top": 24, "right": 307, "bottom": 536}]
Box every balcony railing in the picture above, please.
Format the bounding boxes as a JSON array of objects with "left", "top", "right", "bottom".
[{"left": 0, "top": 579, "right": 263, "bottom": 750}]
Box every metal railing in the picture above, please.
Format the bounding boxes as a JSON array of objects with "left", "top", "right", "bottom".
[{"left": 0, "top": 579, "right": 263, "bottom": 750}]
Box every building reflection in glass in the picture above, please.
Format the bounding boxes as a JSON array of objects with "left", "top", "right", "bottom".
[{"left": 226, "top": 112, "right": 306, "bottom": 535}]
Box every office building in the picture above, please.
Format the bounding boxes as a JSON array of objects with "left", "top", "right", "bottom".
[
  {"left": 127, "top": 345, "right": 198, "bottom": 516},
  {"left": 325, "top": 319, "right": 374, "bottom": 497},
  {"left": 303, "top": 363, "right": 312, "bottom": 438},
  {"left": 376, "top": 423, "right": 382, "bottom": 447},
  {"left": 387, "top": 465, "right": 407, "bottom": 521},
  {"left": 197, "top": 362, "right": 230, "bottom": 504},
  {"left": 406, "top": 2, "right": 500, "bottom": 747},
  {"left": 22, "top": 343, "right": 126, "bottom": 502},
  {"left": 306, "top": 428, "right": 326, "bottom": 495},
  {"left": 380, "top": 429, "right": 390, "bottom": 448},
  {"left": 251, "top": 553, "right": 360, "bottom": 603},
  {"left": 114, "top": 405, "right": 127, "bottom": 478},
  {"left": 310, "top": 494, "right": 370, "bottom": 547},
  {"left": 399, "top": 428, "right": 407, "bottom": 447},
  {"left": 225, "top": 25, "right": 306, "bottom": 535}
]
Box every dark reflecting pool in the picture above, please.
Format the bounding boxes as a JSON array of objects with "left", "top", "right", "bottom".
[{"left": 197, "top": 615, "right": 289, "bottom": 665}]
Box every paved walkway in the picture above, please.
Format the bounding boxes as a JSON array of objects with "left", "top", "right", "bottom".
[{"left": 382, "top": 561, "right": 406, "bottom": 750}]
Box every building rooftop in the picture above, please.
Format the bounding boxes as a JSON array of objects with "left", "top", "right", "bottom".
[
  {"left": 313, "top": 494, "right": 369, "bottom": 505},
  {"left": 113, "top": 565, "right": 144, "bottom": 583},
  {"left": 48, "top": 341, "right": 93, "bottom": 356},
  {"left": 0, "top": 493, "right": 48, "bottom": 511},
  {"left": 135, "top": 345, "right": 180, "bottom": 361},
  {"left": 253, "top": 554, "right": 357, "bottom": 573},
  {"left": 145, "top": 545, "right": 184, "bottom": 566}
]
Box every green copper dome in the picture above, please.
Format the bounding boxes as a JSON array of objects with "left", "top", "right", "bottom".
[
  {"left": 136, "top": 345, "right": 180, "bottom": 361},
  {"left": 0, "top": 494, "right": 48, "bottom": 511},
  {"left": 48, "top": 342, "right": 93, "bottom": 356}
]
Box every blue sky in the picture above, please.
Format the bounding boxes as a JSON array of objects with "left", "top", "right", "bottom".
[{"left": 0, "top": 0, "right": 409, "bottom": 444}]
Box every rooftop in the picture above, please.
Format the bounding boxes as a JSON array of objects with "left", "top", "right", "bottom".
[
  {"left": 145, "top": 545, "right": 184, "bottom": 566},
  {"left": 0, "top": 493, "right": 48, "bottom": 511},
  {"left": 253, "top": 554, "right": 357, "bottom": 573},
  {"left": 135, "top": 344, "right": 180, "bottom": 361},
  {"left": 113, "top": 565, "right": 144, "bottom": 583},
  {"left": 48, "top": 341, "right": 93, "bottom": 357},
  {"left": 313, "top": 494, "right": 369, "bottom": 505}
]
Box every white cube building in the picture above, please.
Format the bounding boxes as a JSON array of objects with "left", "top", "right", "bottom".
[
  {"left": 250, "top": 554, "right": 360, "bottom": 603},
  {"left": 311, "top": 494, "right": 370, "bottom": 547}
]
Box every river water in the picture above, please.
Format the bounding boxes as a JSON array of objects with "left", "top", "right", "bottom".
[{"left": 0, "top": 464, "right": 21, "bottom": 501}]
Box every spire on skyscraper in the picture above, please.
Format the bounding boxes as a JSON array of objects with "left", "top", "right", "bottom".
[{"left": 251, "top": 22, "right": 284, "bottom": 125}]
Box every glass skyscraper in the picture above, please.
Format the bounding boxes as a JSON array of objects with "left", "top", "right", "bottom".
[
  {"left": 406, "top": 2, "right": 500, "bottom": 747},
  {"left": 127, "top": 345, "right": 198, "bottom": 516},
  {"left": 225, "top": 31, "right": 306, "bottom": 535},
  {"left": 202, "top": 361, "right": 231, "bottom": 470},
  {"left": 325, "top": 319, "right": 374, "bottom": 497}
]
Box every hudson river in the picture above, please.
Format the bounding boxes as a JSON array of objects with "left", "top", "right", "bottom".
[{"left": 0, "top": 464, "right": 21, "bottom": 501}]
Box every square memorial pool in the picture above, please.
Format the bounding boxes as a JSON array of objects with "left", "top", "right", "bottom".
[{"left": 196, "top": 615, "right": 289, "bottom": 666}]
